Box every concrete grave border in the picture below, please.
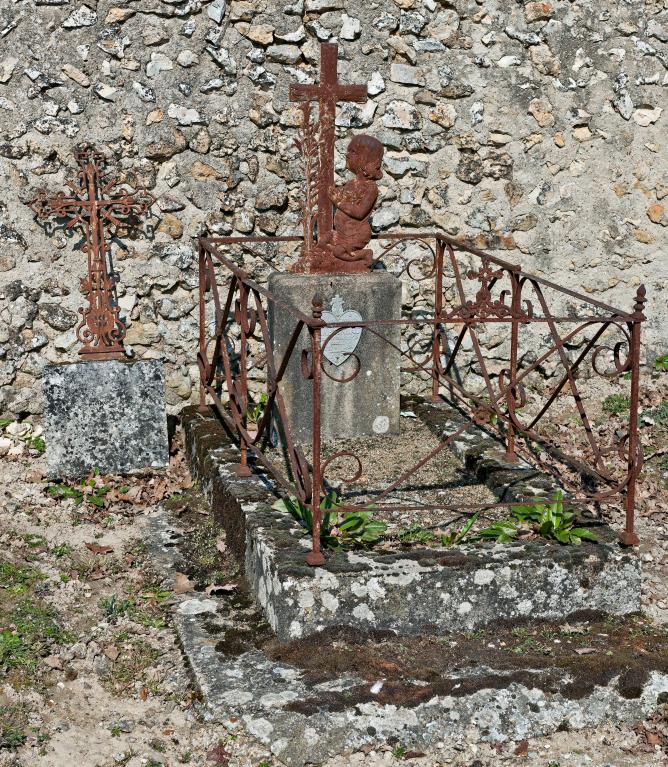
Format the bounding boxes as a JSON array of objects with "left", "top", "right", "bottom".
[
  {"left": 146, "top": 510, "right": 666, "bottom": 767},
  {"left": 182, "top": 404, "right": 641, "bottom": 642}
]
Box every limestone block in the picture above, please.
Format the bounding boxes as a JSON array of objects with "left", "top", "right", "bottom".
[{"left": 268, "top": 271, "right": 402, "bottom": 443}]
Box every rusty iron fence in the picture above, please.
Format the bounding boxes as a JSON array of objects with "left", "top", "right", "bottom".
[{"left": 197, "top": 233, "right": 645, "bottom": 566}]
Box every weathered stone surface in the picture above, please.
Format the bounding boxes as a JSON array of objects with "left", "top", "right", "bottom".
[
  {"left": 268, "top": 272, "right": 402, "bottom": 443},
  {"left": 183, "top": 406, "right": 640, "bottom": 643},
  {"left": 0, "top": 0, "right": 666, "bottom": 419},
  {"left": 152, "top": 409, "right": 659, "bottom": 766},
  {"left": 43, "top": 360, "right": 169, "bottom": 478}
]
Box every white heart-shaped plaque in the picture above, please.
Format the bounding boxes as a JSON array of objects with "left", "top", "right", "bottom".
[{"left": 321, "top": 294, "right": 363, "bottom": 367}]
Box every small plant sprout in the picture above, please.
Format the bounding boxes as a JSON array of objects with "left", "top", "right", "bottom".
[
  {"left": 475, "top": 492, "right": 597, "bottom": 546},
  {"left": 272, "top": 492, "right": 387, "bottom": 551},
  {"left": 654, "top": 355, "right": 668, "bottom": 372},
  {"left": 602, "top": 394, "right": 630, "bottom": 415},
  {"left": 441, "top": 513, "right": 479, "bottom": 546},
  {"left": 247, "top": 392, "right": 269, "bottom": 424}
]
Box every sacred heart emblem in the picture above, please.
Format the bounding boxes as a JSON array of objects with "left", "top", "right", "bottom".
[{"left": 320, "top": 294, "right": 363, "bottom": 367}]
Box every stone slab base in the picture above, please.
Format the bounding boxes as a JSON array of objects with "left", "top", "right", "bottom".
[
  {"left": 43, "top": 359, "right": 169, "bottom": 478},
  {"left": 267, "top": 271, "right": 401, "bottom": 443},
  {"left": 182, "top": 407, "right": 641, "bottom": 643},
  {"left": 145, "top": 509, "right": 668, "bottom": 767}
]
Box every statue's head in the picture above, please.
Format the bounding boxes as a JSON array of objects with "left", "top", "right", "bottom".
[{"left": 346, "top": 135, "right": 384, "bottom": 180}]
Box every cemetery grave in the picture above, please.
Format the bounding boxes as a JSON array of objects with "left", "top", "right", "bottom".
[
  {"left": 1, "top": 9, "right": 667, "bottom": 766},
  {"left": 158, "top": 42, "right": 666, "bottom": 764}
]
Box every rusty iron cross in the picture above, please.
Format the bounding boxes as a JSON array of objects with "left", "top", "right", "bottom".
[
  {"left": 28, "top": 144, "right": 154, "bottom": 361},
  {"left": 289, "top": 43, "right": 367, "bottom": 239}
]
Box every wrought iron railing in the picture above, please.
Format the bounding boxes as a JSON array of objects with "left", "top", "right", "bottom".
[{"left": 197, "top": 233, "right": 645, "bottom": 565}]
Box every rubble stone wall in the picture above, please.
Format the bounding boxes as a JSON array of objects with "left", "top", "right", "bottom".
[{"left": 0, "top": 0, "right": 666, "bottom": 416}]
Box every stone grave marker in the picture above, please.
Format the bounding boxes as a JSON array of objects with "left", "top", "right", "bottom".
[
  {"left": 27, "top": 144, "right": 169, "bottom": 477},
  {"left": 269, "top": 43, "right": 402, "bottom": 443}
]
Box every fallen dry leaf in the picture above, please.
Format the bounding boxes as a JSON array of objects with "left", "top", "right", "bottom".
[
  {"left": 104, "top": 645, "right": 120, "bottom": 661},
  {"left": 215, "top": 538, "right": 227, "bottom": 554},
  {"left": 85, "top": 542, "right": 113, "bottom": 555},
  {"left": 514, "top": 740, "right": 529, "bottom": 757},
  {"left": 173, "top": 572, "right": 195, "bottom": 594},
  {"left": 206, "top": 744, "right": 231, "bottom": 765}
]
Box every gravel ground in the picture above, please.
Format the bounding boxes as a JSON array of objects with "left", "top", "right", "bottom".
[
  {"left": 1, "top": 373, "right": 668, "bottom": 767},
  {"left": 268, "top": 414, "right": 498, "bottom": 533}
]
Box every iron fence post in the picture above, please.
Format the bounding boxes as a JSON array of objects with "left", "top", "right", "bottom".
[
  {"left": 307, "top": 295, "right": 326, "bottom": 567},
  {"left": 198, "top": 241, "right": 209, "bottom": 414},
  {"left": 620, "top": 284, "right": 646, "bottom": 546},
  {"left": 432, "top": 238, "right": 445, "bottom": 402},
  {"left": 504, "top": 271, "right": 521, "bottom": 463},
  {"left": 235, "top": 282, "right": 252, "bottom": 477}
]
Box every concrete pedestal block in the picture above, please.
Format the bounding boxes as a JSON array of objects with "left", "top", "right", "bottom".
[
  {"left": 268, "top": 271, "right": 401, "bottom": 444},
  {"left": 43, "top": 359, "right": 169, "bottom": 478}
]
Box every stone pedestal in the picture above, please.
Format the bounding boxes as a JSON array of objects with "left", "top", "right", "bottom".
[
  {"left": 268, "top": 272, "right": 401, "bottom": 444},
  {"left": 43, "top": 359, "right": 169, "bottom": 478}
]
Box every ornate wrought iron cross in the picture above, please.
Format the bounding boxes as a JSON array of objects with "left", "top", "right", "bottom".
[
  {"left": 28, "top": 144, "right": 154, "bottom": 361},
  {"left": 289, "top": 43, "right": 367, "bottom": 238}
]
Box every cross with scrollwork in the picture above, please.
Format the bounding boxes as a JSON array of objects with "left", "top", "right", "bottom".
[
  {"left": 28, "top": 144, "right": 154, "bottom": 361},
  {"left": 290, "top": 42, "right": 368, "bottom": 239}
]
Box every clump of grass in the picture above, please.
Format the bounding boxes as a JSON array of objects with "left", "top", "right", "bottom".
[
  {"left": 104, "top": 639, "right": 161, "bottom": 694},
  {"left": 396, "top": 525, "right": 435, "bottom": 543},
  {"left": 98, "top": 590, "right": 169, "bottom": 629},
  {"left": 0, "top": 704, "right": 29, "bottom": 750},
  {"left": 0, "top": 562, "right": 44, "bottom": 595},
  {"left": 0, "top": 600, "right": 68, "bottom": 677},
  {"left": 602, "top": 394, "right": 630, "bottom": 415}
]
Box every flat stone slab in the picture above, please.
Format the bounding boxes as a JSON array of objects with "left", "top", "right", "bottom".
[
  {"left": 268, "top": 271, "right": 402, "bottom": 443},
  {"left": 183, "top": 407, "right": 641, "bottom": 643},
  {"left": 146, "top": 507, "right": 668, "bottom": 767},
  {"left": 43, "top": 359, "right": 169, "bottom": 478}
]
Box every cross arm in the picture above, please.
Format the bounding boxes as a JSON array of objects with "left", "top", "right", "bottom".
[
  {"left": 335, "top": 84, "right": 368, "bottom": 103},
  {"left": 289, "top": 84, "right": 321, "bottom": 102}
]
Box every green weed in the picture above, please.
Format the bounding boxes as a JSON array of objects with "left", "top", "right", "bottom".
[
  {"left": 397, "top": 525, "right": 435, "bottom": 543},
  {"left": 602, "top": 394, "right": 630, "bottom": 415},
  {"left": 475, "top": 492, "right": 597, "bottom": 546},
  {"left": 0, "top": 563, "right": 44, "bottom": 595},
  {"left": 0, "top": 600, "right": 68, "bottom": 673},
  {"left": 441, "top": 513, "right": 479, "bottom": 546},
  {"left": 47, "top": 477, "right": 110, "bottom": 508},
  {"left": 273, "top": 492, "right": 387, "bottom": 550},
  {"left": 247, "top": 392, "right": 269, "bottom": 423},
  {"left": 642, "top": 401, "right": 668, "bottom": 426}
]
